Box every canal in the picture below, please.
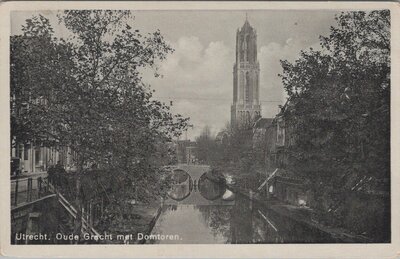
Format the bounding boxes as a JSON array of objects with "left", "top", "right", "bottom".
[{"left": 148, "top": 165, "right": 335, "bottom": 244}]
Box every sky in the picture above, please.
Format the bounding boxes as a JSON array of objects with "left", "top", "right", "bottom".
[{"left": 11, "top": 10, "right": 339, "bottom": 140}]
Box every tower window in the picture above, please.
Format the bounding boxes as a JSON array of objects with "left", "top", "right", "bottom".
[
  {"left": 240, "top": 39, "right": 245, "bottom": 61},
  {"left": 246, "top": 35, "right": 250, "bottom": 61},
  {"left": 245, "top": 72, "right": 250, "bottom": 102}
]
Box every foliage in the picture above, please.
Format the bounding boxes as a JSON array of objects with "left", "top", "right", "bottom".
[
  {"left": 195, "top": 123, "right": 263, "bottom": 176},
  {"left": 11, "top": 11, "right": 190, "bottom": 232},
  {"left": 279, "top": 10, "right": 390, "bottom": 194},
  {"left": 11, "top": 15, "right": 75, "bottom": 147},
  {"left": 195, "top": 126, "right": 218, "bottom": 164}
]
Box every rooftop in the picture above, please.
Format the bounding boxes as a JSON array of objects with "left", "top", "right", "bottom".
[{"left": 253, "top": 117, "right": 274, "bottom": 129}]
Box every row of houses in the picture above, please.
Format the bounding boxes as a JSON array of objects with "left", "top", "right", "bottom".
[
  {"left": 251, "top": 99, "right": 312, "bottom": 207},
  {"left": 11, "top": 137, "right": 198, "bottom": 175},
  {"left": 174, "top": 140, "right": 198, "bottom": 165},
  {"left": 11, "top": 142, "right": 76, "bottom": 175},
  {"left": 251, "top": 98, "right": 390, "bottom": 241}
]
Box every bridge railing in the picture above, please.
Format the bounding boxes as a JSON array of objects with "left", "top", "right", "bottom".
[
  {"left": 11, "top": 177, "right": 100, "bottom": 236},
  {"left": 47, "top": 173, "right": 105, "bottom": 237},
  {"left": 53, "top": 188, "right": 100, "bottom": 236},
  {"left": 11, "top": 177, "right": 52, "bottom": 208}
]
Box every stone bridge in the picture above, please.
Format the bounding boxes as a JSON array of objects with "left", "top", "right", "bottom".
[
  {"left": 165, "top": 164, "right": 234, "bottom": 206},
  {"left": 175, "top": 164, "right": 210, "bottom": 182}
]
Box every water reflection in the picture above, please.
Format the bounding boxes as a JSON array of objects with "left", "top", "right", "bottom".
[
  {"left": 198, "top": 173, "right": 225, "bottom": 201},
  {"left": 152, "top": 166, "right": 335, "bottom": 244},
  {"left": 165, "top": 169, "right": 233, "bottom": 205},
  {"left": 167, "top": 169, "right": 193, "bottom": 201},
  {"left": 148, "top": 205, "right": 228, "bottom": 244}
]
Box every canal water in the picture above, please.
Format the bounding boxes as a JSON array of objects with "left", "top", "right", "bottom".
[{"left": 149, "top": 165, "right": 334, "bottom": 244}]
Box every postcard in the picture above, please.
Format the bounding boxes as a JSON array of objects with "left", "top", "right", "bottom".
[{"left": 0, "top": 1, "right": 399, "bottom": 258}]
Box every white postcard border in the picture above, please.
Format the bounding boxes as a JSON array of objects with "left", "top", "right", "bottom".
[{"left": 0, "top": 1, "right": 399, "bottom": 258}]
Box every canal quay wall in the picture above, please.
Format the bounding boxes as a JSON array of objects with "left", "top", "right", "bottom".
[
  {"left": 204, "top": 172, "right": 372, "bottom": 243},
  {"left": 134, "top": 205, "right": 163, "bottom": 244},
  {"left": 105, "top": 202, "right": 162, "bottom": 244}
]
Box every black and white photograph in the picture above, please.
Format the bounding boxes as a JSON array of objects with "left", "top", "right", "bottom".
[{"left": 1, "top": 1, "right": 399, "bottom": 257}]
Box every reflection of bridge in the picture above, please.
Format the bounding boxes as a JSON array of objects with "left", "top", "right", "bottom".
[{"left": 165, "top": 164, "right": 234, "bottom": 206}]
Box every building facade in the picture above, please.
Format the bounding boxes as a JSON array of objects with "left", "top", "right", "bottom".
[
  {"left": 175, "top": 140, "right": 196, "bottom": 164},
  {"left": 11, "top": 141, "right": 76, "bottom": 174},
  {"left": 186, "top": 146, "right": 197, "bottom": 164},
  {"left": 231, "top": 18, "right": 261, "bottom": 128}
]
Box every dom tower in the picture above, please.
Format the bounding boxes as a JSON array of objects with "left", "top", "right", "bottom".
[{"left": 231, "top": 17, "right": 261, "bottom": 127}]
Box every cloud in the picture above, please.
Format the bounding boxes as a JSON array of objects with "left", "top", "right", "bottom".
[
  {"left": 145, "top": 35, "right": 319, "bottom": 140},
  {"left": 158, "top": 37, "right": 232, "bottom": 96},
  {"left": 258, "top": 37, "right": 322, "bottom": 116},
  {"left": 146, "top": 36, "right": 233, "bottom": 140},
  {"left": 12, "top": 10, "right": 334, "bottom": 141}
]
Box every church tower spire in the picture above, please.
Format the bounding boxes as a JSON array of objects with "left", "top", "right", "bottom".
[{"left": 231, "top": 17, "right": 261, "bottom": 128}]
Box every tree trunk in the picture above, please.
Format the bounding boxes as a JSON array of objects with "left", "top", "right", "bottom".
[{"left": 73, "top": 159, "right": 84, "bottom": 243}]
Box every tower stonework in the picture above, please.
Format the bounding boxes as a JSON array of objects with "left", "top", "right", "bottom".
[{"left": 231, "top": 18, "right": 261, "bottom": 128}]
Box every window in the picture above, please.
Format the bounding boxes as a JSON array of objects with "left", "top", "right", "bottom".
[
  {"left": 24, "top": 144, "right": 29, "bottom": 160},
  {"left": 35, "top": 148, "right": 41, "bottom": 166},
  {"left": 245, "top": 35, "right": 250, "bottom": 61},
  {"left": 245, "top": 72, "right": 250, "bottom": 102},
  {"left": 17, "top": 144, "right": 23, "bottom": 159},
  {"left": 240, "top": 39, "right": 245, "bottom": 61},
  {"left": 276, "top": 120, "right": 285, "bottom": 146}
]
